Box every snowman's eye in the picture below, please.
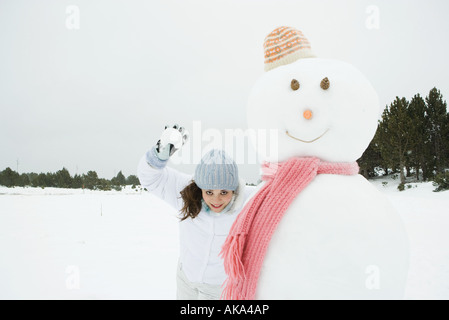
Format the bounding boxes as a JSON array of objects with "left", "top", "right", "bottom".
[
  {"left": 320, "top": 77, "right": 330, "bottom": 90},
  {"left": 291, "top": 79, "right": 300, "bottom": 91}
]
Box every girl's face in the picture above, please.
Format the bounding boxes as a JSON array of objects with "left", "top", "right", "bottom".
[{"left": 202, "top": 189, "right": 234, "bottom": 213}]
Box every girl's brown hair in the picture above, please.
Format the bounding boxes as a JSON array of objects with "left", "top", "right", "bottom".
[{"left": 179, "top": 181, "right": 203, "bottom": 221}]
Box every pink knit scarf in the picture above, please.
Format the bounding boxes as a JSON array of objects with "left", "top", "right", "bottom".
[{"left": 220, "top": 157, "right": 359, "bottom": 300}]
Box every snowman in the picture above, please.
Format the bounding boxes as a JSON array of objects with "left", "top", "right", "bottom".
[{"left": 221, "top": 27, "right": 409, "bottom": 300}]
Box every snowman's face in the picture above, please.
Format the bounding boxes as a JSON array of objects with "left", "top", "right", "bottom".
[{"left": 247, "top": 58, "right": 380, "bottom": 163}]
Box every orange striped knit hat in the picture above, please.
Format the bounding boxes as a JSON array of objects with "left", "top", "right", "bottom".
[{"left": 264, "top": 26, "right": 315, "bottom": 72}]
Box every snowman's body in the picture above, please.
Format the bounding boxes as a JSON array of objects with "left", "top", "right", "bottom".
[
  {"left": 256, "top": 174, "right": 409, "bottom": 299},
  {"left": 246, "top": 50, "right": 409, "bottom": 299}
]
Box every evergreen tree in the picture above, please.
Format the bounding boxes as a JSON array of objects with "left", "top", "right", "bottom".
[
  {"left": 0, "top": 168, "right": 20, "bottom": 187},
  {"left": 55, "top": 168, "right": 73, "bottom": 188},
  {"left": 373, "top": 113, "right": 391, "bottom": 175},
  {"left": 34, "top": 173, "right": 49, "bottom": 188},
  {"left": 358, "top": 137, "right": 382, "bottom": 178},
  {"left": 46, "top": 172, "right": 57, "bottom": 187},
  {"left": 378, "top": 97, "right": 413, "bottom": 185},
  {"left": 426, "top": 87, "right": 448, "bottom": 174},
  {"left": 377, "top": 108, "right": 394, "bottom": 170},
  {"left": 27, "top": 172, "right": 38, "bottom": 186},
  {"left": 96, "top": 178, "right": 112, "bottom": 191},
  {"left": 19, "top": 173, "right": 30, "bottom": 187},
  {"left": 126, "top": 175, "right": 140, "bottom": 186},
  {"left": 407, "top": 94, "right": 431, "bottom": 180},
  {"left": 445, "top": 111, "right": 449, "bottom": 168},
  {"left": 83, "top": 171, "right": 99, "bottom": 190},
  {"left": 72, "top": 174, "right": 83, "bottom": 189},
  {"left": 111, "top": 171, "right": 126, "bottom": 186}
]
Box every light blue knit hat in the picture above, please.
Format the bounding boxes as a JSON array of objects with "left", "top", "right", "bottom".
[{"left": 194, "top": 149, "right": 239, "bottom": 191}]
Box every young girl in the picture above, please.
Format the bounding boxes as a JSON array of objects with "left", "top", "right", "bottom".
[{"left": 137, "top": 125, "right": 255, "bottom": 300}]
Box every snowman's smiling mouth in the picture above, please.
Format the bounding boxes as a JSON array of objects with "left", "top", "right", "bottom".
[{"left": 285, "top": 129, "right": 329, "bottom": 143}]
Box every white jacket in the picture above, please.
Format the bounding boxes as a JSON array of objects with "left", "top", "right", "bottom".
[{"left": 137, "top": 155, "right": 256, "bottom": 285}]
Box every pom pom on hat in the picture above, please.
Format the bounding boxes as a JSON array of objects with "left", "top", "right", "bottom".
[
  {"left": 194, "top": 149, "right": 239, "bottom": 191},
  {"left": 264, "top": 26, "right": 316, "bottom": 72}
]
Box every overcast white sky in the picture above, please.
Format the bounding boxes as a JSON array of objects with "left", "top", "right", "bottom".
[{"left": 1, "top": 0, "right": 448, "bottom": 184}]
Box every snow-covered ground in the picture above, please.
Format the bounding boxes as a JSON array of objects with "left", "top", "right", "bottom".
[
  {"left": 0, "top": 179, "right": 448, "bottom": 300},
  {"left": 370, "top": 177, "right": 449, "bottom": 300}
]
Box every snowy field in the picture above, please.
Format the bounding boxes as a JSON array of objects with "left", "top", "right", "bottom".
[{"left": 0, "top": 178, "right": 448, "bottom": 300}]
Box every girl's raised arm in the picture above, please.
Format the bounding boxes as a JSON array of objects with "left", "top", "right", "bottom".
[{"left": 137, "top": 125, "right": 190, "bottom": 211}]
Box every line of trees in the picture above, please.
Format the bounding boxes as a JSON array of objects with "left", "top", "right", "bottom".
[
  {"left": 0, "top": 167, "right": 140, "bottom": 191},
  {"left": 358, "top": 87, "right": 449, "bottom": 189}
]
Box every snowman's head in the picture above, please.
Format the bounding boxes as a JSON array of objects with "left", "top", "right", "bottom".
[{"left": 248, "top": 28, "right": 380, "bottom": 163}]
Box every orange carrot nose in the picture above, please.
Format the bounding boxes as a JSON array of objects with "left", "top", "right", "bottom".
[{"left": 303, "top": 109, "right": 313, "bottom": 120}]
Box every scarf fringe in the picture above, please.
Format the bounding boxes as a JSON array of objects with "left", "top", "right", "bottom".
[
  {"left": 220, "top": 233, "right": 246, "bottom": 280},
  {"left": 221, "top": 279, "right": 246, "bottom": 300},
  {"left": 220, "top": 233, "right": 247, "bottom": 300}
]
